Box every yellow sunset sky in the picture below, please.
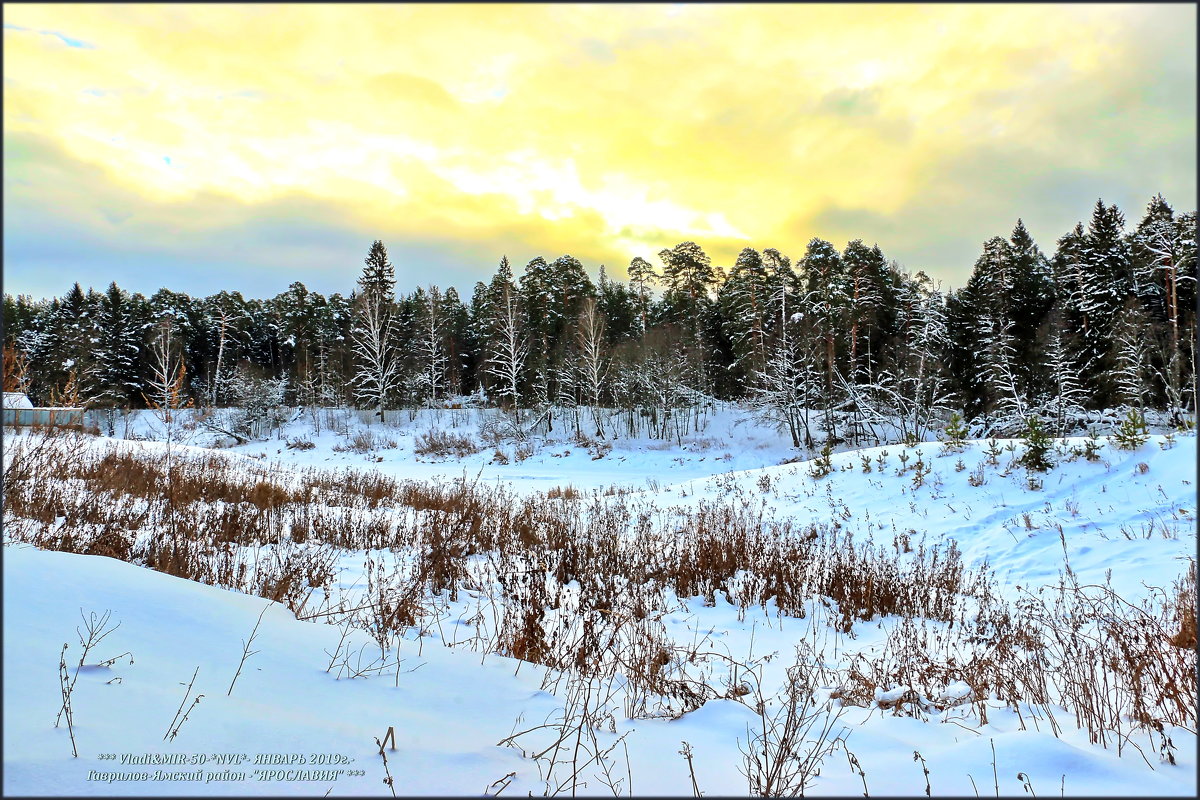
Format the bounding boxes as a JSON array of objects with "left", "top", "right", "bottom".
[{"left": 3, "top": 3, "right": 1196, "bottom": 299}]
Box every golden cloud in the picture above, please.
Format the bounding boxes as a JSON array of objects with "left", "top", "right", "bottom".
[{"left": 4, "top": 3, "right": 1195, "bottom": 290}]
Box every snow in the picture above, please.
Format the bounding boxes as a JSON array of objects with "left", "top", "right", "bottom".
[
  {"left": 3, "top": 392, "right": 34, "bottom": 409},
  {"left": 3, "top": 408, "right": 1196, "bottom": 796}
]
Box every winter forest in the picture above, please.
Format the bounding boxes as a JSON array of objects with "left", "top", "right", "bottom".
[{"left": 4, "top": 194, "right": 1196, "bottom": 446}]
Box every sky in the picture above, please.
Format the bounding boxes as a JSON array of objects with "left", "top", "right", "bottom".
[{"left": 3, "top": 3, "right": 1196, "bottom": 302}]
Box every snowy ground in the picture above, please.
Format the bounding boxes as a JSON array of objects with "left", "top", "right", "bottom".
[
  {"left": 3, "top": 407, "right": 1196, "bottom": 796},
  {"left": 97, "top": 404, "right": 804, "bottom": 495}
]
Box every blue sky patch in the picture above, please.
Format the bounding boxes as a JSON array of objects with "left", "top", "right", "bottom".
[{"left": 4, "top": 23, "right": 95, "bottom": 49}]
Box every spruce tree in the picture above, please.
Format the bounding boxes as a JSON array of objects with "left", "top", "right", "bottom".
[
  {"left": 351, "top": 240, "right": 399, "bottom": 422},
  {"left": 717, "top": 247, "right": 772, "bottom": 391},
  {"left": 1077, "top": 200, "right": 1133, "bottom": 405},
  {"left": 93, "top": 282, "right": 143, "bottom": 410}
]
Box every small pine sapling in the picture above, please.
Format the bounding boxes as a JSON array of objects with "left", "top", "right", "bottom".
[
  {"left": 942, "top": 412, "right": 969, "bottom": 453},
  {"left": 808, "top": 443, "right": 834, "bottom": 479},
  {"left": 1018, "top": 417, "right": 1054, "bottom": 472},
  {"left": 911, "top": 453, "right": 930, "bottom": 488},
  {"left": 1111, "top": 409, "right": 1149, "bottom": 450}
]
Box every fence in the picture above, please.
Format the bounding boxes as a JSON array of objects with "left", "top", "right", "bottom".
[{"left": 2, "top": 407, "right": 86, "bottom": 430}]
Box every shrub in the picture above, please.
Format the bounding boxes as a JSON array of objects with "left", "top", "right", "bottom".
[
  {"left": 414, "top": 429, "right": 480, "bottom": 459},
  {"left": 333, "top": 430, "right": 398, "bottom": 454}
]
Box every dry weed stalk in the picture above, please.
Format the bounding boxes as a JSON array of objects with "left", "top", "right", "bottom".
[
  {"left": 227, "top": 604, "right": 269, "bottom": 696},
  {"left": 164, "top": 666, "right": 202, "bottom": 742},
  {"left": 374, "top": 730, "right": 397, "bottom": 797},
  {"left": 56, "top": 609, "right": 122, "bottom": 727},
  {"left": 57, "top": 644, "right": 78, "bottom": 757},
  {"left": 738, "top": 645, "right": 848, "bottom": 797},
  {"left": 498, "top": 670, "right": 631, "bottom": 796}
]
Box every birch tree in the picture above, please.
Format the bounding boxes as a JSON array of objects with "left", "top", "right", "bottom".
[
  {"left": 576, "top": 297, "right": 609, "bottom": 435},
  {"left": 413, "top": 285, "right": 448, "bottom": 408}
]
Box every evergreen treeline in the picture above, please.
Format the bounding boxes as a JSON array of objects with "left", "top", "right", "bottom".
[{"left": 3, "top": 195, "right": 1195, "bottom": 443}]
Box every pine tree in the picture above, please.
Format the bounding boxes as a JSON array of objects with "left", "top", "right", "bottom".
[
  {"left": 440, "top": 286, "right": 469, "bottom": 398},
  {"left": 658, "top": 241, "right": 718, "bottom": 310},
  {"left": 595, "top": 267, "right": 639, "bottom": 346},
  {"left": 519, "top": 254, "right": 595, "bottom": 404},
  {"left": 656, "top": 242, "right": 719, "bottom": 391},
  {"left": 1018, "top": 416, "right": 1054, "bottom": 472},
  {"left": 1007, "top": 220, "right": 1056, "bottom": 391},
  {"left": 627, "top": 256, "right": 658, "bottom": 338},
  {"left": 842, "top": 240, "right": 890, "bottom": 385},
  {"left": 1131, "top": 195, "right": 1194, "bottom": 420}
]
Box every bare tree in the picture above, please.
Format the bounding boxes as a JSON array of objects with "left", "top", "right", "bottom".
[
  {"left": 1042, "top": 315, "right": 1089, "bottom": 437},
  {"left": 414, "top": 285, "right": 448, "bottom": 409},
  {"left": 145, "top": 316, "right": 190, "bottom": 440},
  {"left": 206, "top": 292, "right": 248, "bottom": 407},
  {"left": 750, "top": 278, "right": 816, "bottom": 449}
]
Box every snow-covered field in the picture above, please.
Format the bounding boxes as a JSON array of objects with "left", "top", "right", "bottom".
[{"left": 3, "top": 407, "right": 1196, "bottom": 796}]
